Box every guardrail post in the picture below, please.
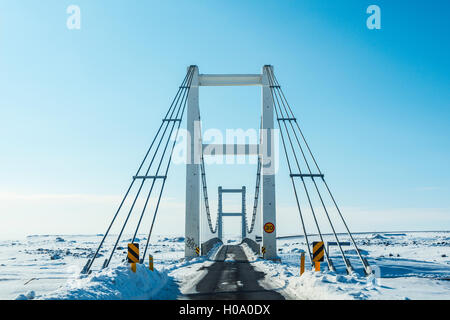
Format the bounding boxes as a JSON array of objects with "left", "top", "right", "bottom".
[
  {"left": 312, "top": 241, "right": 324, "bottom": 272},
  {"left": 149, "top": 254, "right": 154, "bottom": 271},
  {"left": 300, "top": 252, "right": 305, "bottom": 276},
  {"left": 128, "top": 243, "right": 139, "bottom": 273}
]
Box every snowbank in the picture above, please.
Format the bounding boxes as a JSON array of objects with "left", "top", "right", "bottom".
[
  {"left": 254, "top": 260, "right": 375, "bottom": 300},
  {"left": 169, "top": 242, "right": 222, "bottom": 295},
  {"left": 36, "top": 263, "right": 180, "bottom": 300},
  {"left": 15, "top": 291, "right": 35, "bottom": 300},
  {"left": 241, "top": 243, "right": 375, "bottom": 300},
  {"left": 5, "top": 232, "right": 449, "bottom": 300}
]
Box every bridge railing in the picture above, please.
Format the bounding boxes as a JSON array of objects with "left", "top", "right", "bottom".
[
  {"left": 241, "top": 238, "right": 260, "bottom": 256},
  {"left": 201, "top": 237, "right": 223, "bottom": 256}
]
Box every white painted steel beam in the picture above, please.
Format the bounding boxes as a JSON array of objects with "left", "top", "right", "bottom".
[
  {"left": 261, "top": 65, "right": 277, "bottom": 260},
  {"left": 185, "top": 66, "right": 201, "bottom": 258},
  {"left": 220, "top": 189, "right": 246, "bottom": 193},
  {"left": 199, "top": 74, "right": 262, "bottom": 86},
  {"left": 221, "top": 213, "right": 244, "bottom": 217},
  {"left": 202, "top": 144, "right": 259, "bottom": 156}
]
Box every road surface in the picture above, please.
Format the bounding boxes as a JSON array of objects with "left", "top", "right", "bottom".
[{"left": 184, "top": 245, "right": 285, "bottom": 300}]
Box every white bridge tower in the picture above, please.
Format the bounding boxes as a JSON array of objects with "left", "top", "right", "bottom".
[{"left": 185, "top": 65, "right": 277, "bottom": 259}]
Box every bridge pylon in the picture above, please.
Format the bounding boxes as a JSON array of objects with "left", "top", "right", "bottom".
[{"left": 185, "top": 65, "right": 277, "bottom": 259}]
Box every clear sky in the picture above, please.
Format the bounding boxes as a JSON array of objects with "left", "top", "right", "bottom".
[{"left": 0, "top": 1, "right": 449, "bottom": 240}]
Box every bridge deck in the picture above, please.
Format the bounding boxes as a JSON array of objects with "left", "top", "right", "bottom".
[{"left": 183, "top": 245, "right": 285, "bottom": 300}]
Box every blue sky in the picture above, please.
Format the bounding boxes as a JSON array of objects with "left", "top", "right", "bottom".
[{"left": 0, "top": 1, "right": 449, "bottom": 239}]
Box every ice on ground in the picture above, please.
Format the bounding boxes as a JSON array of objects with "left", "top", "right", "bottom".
[
  {"left": 35, "top": 263, "right": 180, "bottom": 300},
  {"left": 0, "top": 234, "right": 185, "bottom": 299},
  {"left": 371, "top": 234, "right": 388, "bottom": 240},
  {"left": 7, "top": 235, "right": 222, "bottom": 300},
  {"left": 243, "top": 238, "right": 450, "bottom": 300},
  {"left": 15, "top": 290, "right": 35, "bottom": 300},
  {"left": 273, "top": 231, "right": 450, "bottom": 299},
  {"left": 160, "top": 237, "right": 184, "bottom": 243},
  {"left": 2, "top": 232, "right": 450, "bottom": 300},
  {"left": 168, "top": 258, "right": 213, "bottom": 296},
  {"left": 241, "top": 243, "right": 371, "bottom": 299},
  {"left": 170, "top": 241, "right": 222, "bottom": 295}
]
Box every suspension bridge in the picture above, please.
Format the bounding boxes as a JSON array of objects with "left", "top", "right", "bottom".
[{"left": 80, "top": 65, "right": 371, "bottom": 296}]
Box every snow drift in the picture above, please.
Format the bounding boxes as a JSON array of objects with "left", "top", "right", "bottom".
[{"left": 36, "top": 263, "right": 180, "bottom": 300}]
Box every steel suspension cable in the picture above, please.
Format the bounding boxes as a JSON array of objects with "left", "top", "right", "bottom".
[
  {"left": 267, "top": 68, "right": 333, "bottom": 269},
  {"left": 83, "top": 70, "right": 192, "bottom": 274},
  {"left": 104, "top": 69, "right": 193, "bottom": 268},
  {"left": 197, "top": 107, "right": 218, "bottom": 234},
  {"left": 247, "top": 155, "right": 261, "bottom": 234},
  {"left": 323, "top": 180, "right": 371, "bottom": 274},
  {"left": 270, "top": 71, "right": 370, "bottom": 274},
  {"left": 270, "top": 73, "right": 323, "bottom": 175},
  {"left": 246, "top": 117, "right": 262, "bottom": 234},
  {"left": 200, "top": 152, "right": 217, "bottom": 234},
  {"left": 268, "top": 69, "right": 348, "bottom": 272},
  {"left": 131, "top": 68, "right": 195, "bottom": 243},
  {"left": 142, "top": 67, "right": 195, "bottom": 259},
  {"left": 262, "top": 66, "right": 314, "bottom": 263}
]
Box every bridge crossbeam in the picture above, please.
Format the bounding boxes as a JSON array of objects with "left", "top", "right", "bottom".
[
  {"left": 202, "top": 144, "right": 259, "bottom": 156},
  {"left": 198, "top": 74, "right": 262, "bottom": 86},
  {"left": 217, "top": 186, "right": 247, "bottom": 241},
  {"left": 221, "top": 212, "right": 244, "bottom": 217}
]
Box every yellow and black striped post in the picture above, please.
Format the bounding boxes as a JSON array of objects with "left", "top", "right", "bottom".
[
  {"left": 149, "top": 254, "right": 154, "bottom": 271},
  {"left": 195, "top": 247, "right": 200, "bottom": 256},
  {"left": 312, "top": 241, "right": 324, "bottom": 272},
  {"left": 261, "top": 246, "right": 266, "bottom": 258},
  {"left": 128, "top": 243, "right": 139, "bottom": 273},
  {"left": 300, "top": 252, "right": 305, "bottom": 276}
]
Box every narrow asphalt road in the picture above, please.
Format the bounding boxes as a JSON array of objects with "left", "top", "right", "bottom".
[{"left": 184, "top": 245, "right": 285, "bottom": 300}]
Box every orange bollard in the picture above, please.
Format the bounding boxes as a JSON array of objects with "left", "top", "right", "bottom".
[
  {"left": 131, "top": 262, "right": 136, "bottom": 273},
  {"left": 300, "top": 252, "right": 305, "bottom": 276},
  {"left": 149, "top": 255, "right": 154, "bottom": 271},
  {"left": 315, "top": 261, "right": 320, "bottom": 272}
]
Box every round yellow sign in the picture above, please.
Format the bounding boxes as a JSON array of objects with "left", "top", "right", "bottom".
[{"left": 264, "top": 222, "right": 275, "bottom": 233}]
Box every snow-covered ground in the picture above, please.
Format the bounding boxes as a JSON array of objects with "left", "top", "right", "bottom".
[
  {"left": 0, "top": 234, "right": 186, "bottom": 300},
  {"left": 1, "top": 232, "right": 449, "bottom": 300},
  {"left": 262, "top": 231, "right": 450, "bottom": 300}
]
